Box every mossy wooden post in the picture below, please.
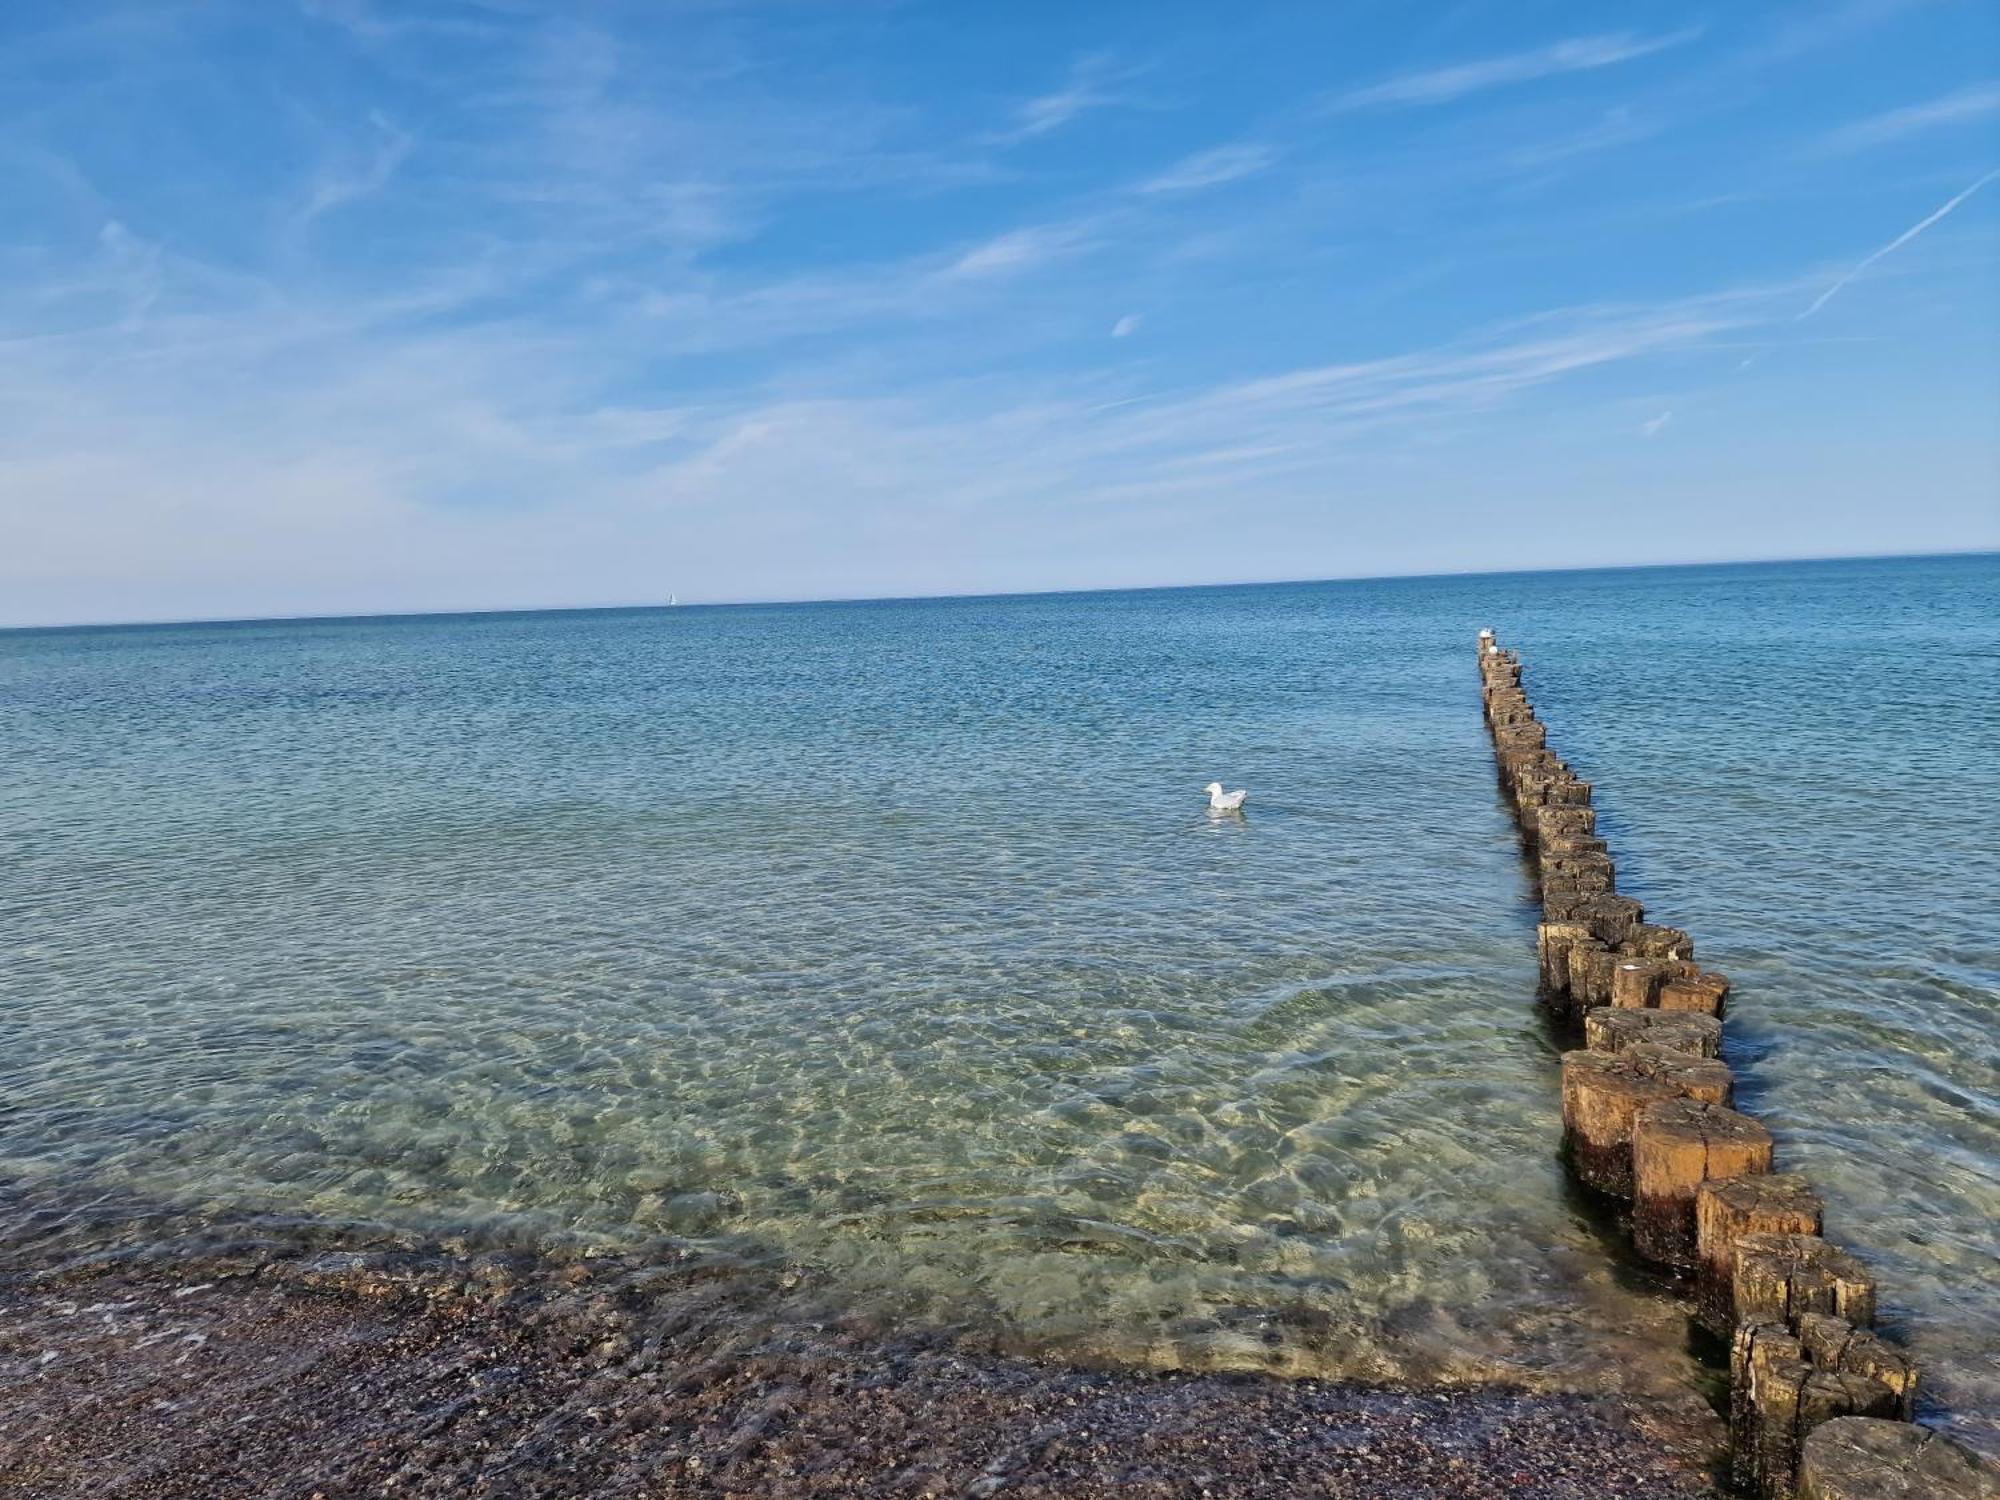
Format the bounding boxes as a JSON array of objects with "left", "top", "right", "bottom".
[
  {"left": 1631, "top": 1099, "right": 1773, "bottom": 1267},
  {"left": 1695, "top": 1174, "right": 1823, "bottom": 1334},
  {"left": 1797, "top": 1417, "right": 2000, "bottom": 1500},
  {"left": 1734, "top": 1232, "right": 1878, "bottom": 1331},
  {"left": 1560, "top": 1044, "right": 1732, "bottom": 1196},
  {"left": 1659, "top": 971, "right": 1730, "bottom": 1018},
  {"left": 1584, "top": 1007, "right": 1722, "bottom": 1057}
]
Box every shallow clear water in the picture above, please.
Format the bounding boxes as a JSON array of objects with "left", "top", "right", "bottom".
[{"left": 1, "top": 557, "right": 1993, "bottom": 1435}]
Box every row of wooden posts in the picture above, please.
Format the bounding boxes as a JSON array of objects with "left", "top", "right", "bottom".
[{"left": 1476, "top": 631, "right": 1995, "bottom": 1500}]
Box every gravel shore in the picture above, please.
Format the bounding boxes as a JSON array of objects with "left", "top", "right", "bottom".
[{"left": 0, "top": 1240, "right": 1723, "bottom": 1499}]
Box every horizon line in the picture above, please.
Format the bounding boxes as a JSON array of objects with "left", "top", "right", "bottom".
[{"left": 4, "top": 546, "right": 1994, "bottom": 635}]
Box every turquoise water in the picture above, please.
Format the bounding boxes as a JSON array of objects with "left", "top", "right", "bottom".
[{"left": 2, "top": 557, "right": 1994, "bottom": 1437}]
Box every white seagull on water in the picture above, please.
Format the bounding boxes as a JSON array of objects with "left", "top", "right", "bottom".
[{"left": 1203, "top": 781, "right": 1248, "bottom": 812}]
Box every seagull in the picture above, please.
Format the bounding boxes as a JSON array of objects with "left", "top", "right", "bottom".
[{"left": 1203, "top": 781, "right": 1248, "bottom": 813}]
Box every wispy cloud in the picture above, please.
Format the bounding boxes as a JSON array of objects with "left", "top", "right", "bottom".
[
  {"left": 1822, "top": 82, "right": 2000, "bottom": 152},
  {"left": 1641, "top": 409, "right": 1672, "bottom": 436},
  {"left": 986, "top": 55, "right": 1133, "bottom": 145},
  {"left": 1111, "top": 314, "right": 1142, "bottom": 339},
  {"left": 942, "top": 221, "right": 1097, "bottom": 280},
  {"left": 291, "top": 112, "right": 413, "bottom": 232},
  {"left": 1798, "top": 170, "right": 1999, "bottom": 319},
  {"left": 1137, "top": 144, "right": 1276, "bottom": 194},
  {"left": 1334, "top": 30, "right": 1700, "bottom": 110},
  {"left": 1506, "top": 108, "right": 1658, "bottom": 170}
]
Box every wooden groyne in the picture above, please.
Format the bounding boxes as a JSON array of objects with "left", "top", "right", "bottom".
[{"left": 1475, "top": 630, "right": 1997, "bottom": 1500}]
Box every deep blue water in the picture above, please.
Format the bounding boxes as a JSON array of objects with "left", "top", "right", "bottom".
[{"left": 2, "top": 554, "right": 1994, "bottom": 1442}]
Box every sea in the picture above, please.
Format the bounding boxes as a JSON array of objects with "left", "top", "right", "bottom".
[{"left": 2, "top": 553, "right": 1994, "bottom": 1448}]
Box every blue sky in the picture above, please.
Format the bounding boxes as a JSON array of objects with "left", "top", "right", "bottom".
[{"left": 2, "top": 1, "right": 1996, "bottom": 625}]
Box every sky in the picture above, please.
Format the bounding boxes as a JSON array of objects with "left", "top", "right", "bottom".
[{"left": 2, "top": 1, "right": 1997, "bottom": 626}]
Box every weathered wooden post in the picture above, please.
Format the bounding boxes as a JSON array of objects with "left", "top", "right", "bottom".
[
  {"left": 1536, "top": 921, "right": 1594, "bottom": 1008},
  {"left": 1532, "top": 803, "right": 1597, "bottom": 846},
  {"left": 1797, "top": 1314, "right": 1918, "bottom": 1421},
  {"left": 1658, "top": 971, "right": 1730, "bottom": 1017},
  {"left": 1733, "top": 1232, "right": 1878, "bottom": 1331},
  {"left": 1611, "top": 957, "right": 1698, "bottom": 1008},
  {"left": 1733, "top": 1322, "right": 1906, "bottom": 1500},
  {"left": 1560, "top": 1044, "right": 1733, "bottom": 1196},
  {"left": 1542, "top": 862, "right": 1616, "bottom": 901},
  {"left": 1584, "top": 1006, "right": 1722, "bottom": 1057},
  {"left": 1623, "top": 924, "right": 1694, "bottom": 961},
  {"left": 1631, "top": 1099, "right": 1773, "bottom": 1266},
  {"left": 1695, "top": 1174, "right": 1824, "bottom": 1334},
  {"left": 1583, "top": 895, "right": 1647, "bottom": 948},
  {"left": 1566, "top": 938, "right": 1615, "bottom": 1009},
  {"left": 1797, "top": 1417, "right": 1999, "bottom": 1499}
]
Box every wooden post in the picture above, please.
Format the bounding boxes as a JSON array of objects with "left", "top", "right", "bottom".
[
  {"left": 1695, "top": 1174, "right": 1824, "bottom": 1334},
  {"left": 1584, "top": 1006, "right": 1722, "bottom": 1057},
  {"left": 1659, "top": 971, "right": 1730, "bottom": 1018},
  {"left": 1734, "top": 1322, "right": 1811, "bottom": 1499},
  {"left": 1623, "top": 924, "right": 1694, "bottom": 961},
  {"left": 1533, "top": 804, "right": 1596, "bottom": 845},
  {"left": 1796, "top": 1314, "right": 1918, "bottom": 1420},
  {"left": 1734, "top": 1232, "right": 1878, "bottom": 1332},
  {"left": 1540, "top": 831, "right": 1609, "bottom": 859},
  {"left": 1540, "top": 846, "right": 1613, "bottom": 884},
  {"left": 1582, "top": 894, "right": 1645, "bottom": 946},
  {"left": 1536, "top": 921, "right": 1594, "bottom": 1005},
  {"left": 1610, "top": 957, "right": 1697, "bottom": 1008},
  {"left": 1561, "top": 1044, "right": 1733, "bottom": 1196},
  {"left": 1797, "top": 1417, "right": 1999, "bottom": 1500},
  {"left": 1573, "top": 943, "right": 1621, "bottom": 1008},
  {"left": 1542, "top": 858, "right": 1616, "bottom": 898},
  {"left": 1543, "top": 774, "right": 1592, "bottom": 806},
  {"left": 1632, "top": 1099, "right": 1773, "bottom": 1267}
]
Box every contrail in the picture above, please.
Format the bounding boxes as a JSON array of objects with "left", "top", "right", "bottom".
[{"left": 1798, "top": 168, "right": 1998, "bottom": 319}]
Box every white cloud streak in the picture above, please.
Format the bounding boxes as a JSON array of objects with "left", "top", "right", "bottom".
[
  {"left": 1798, "top": 170, "right": 1999, "bottom": 319},
  {"left": 1333, "top": 30, "right": 1700, "bottom": 110},
  {"left": 292, "top": 112, "right": 414, "bottom": 231},
  {"left": 985, "top": 55, "right": 1133, "bottom": 145},
  {"left": 1822, "top": 82, "right": 2000, "bottom": 152},
  {"left": 1137, "top": 144, "right": 1276, "bottom": 194}
]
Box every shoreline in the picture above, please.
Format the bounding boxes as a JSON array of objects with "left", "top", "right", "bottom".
[{"left": 0, "top": 1227, "right": 1726, "bottom": 1498}]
